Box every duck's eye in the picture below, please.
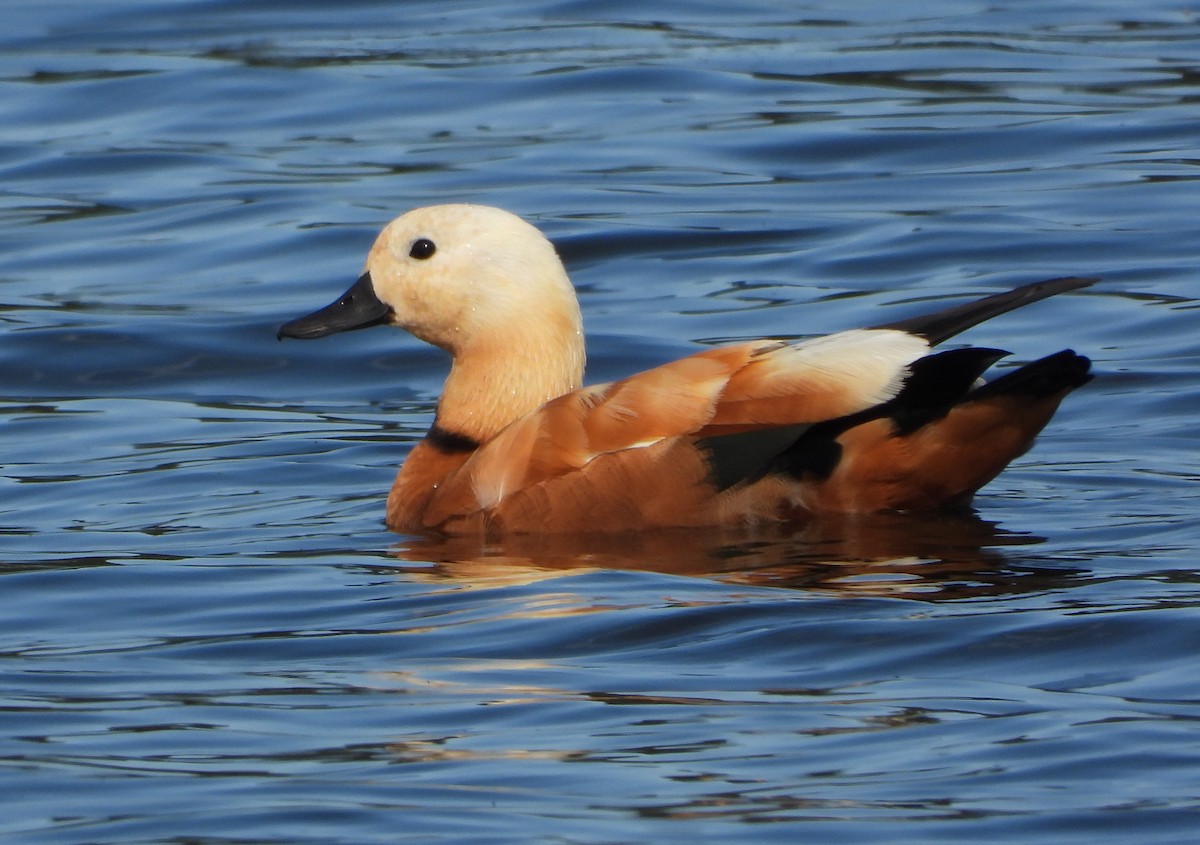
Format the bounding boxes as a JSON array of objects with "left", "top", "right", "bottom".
[{"left": 409, "top": 238, "right": 437, "bottom": 260}]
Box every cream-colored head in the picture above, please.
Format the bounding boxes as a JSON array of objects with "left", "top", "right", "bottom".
[
  {"left": 364, "top": 205, "right": 581, "bottom": 358},
  {"left": 280, "top": 204, "right": 586, "bottom": 442}
]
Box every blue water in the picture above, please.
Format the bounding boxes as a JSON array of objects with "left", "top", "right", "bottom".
[{"left": 3, "top": 1, "right": 1200, "bottom": 843}]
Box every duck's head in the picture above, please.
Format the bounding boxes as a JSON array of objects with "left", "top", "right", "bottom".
[{"left": 278, "top": 204, "right": 583, "bottom": 361}]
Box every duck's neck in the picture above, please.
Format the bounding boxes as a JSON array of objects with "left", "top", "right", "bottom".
[{"left": 433, "top": 331, "right": 585, "bottom": 444}]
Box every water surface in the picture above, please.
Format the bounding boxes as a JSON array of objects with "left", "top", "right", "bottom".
[{"left": 2, "top": 2, "right": 1199, "bottom": 843}]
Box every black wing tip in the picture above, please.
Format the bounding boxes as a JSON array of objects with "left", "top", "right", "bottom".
[
  {"left": 999, "top": 275, "right": 1098, "bottom": 304},
  {"left": 1019, "top": 275, "right": 1098, "bottom": 290},
  {"left": 875, "top": 275, "right": 1099, "bottom": 345}
]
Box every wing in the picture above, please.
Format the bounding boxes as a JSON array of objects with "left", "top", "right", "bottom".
[{"left": 419, "top": 329, "right": 930, "bottom": 529}]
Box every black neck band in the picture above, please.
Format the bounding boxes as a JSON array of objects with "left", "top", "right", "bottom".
[{"left": 427, "top": 423, "right": 481, "bottom": 454}]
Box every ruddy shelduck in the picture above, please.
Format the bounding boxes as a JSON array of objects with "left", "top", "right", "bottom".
[{"left": 279, "top": 204, "right": 1093, "bottom": 535}]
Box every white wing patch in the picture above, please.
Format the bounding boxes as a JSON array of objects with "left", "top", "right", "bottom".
[{"left": 780, "top": 329, "right": 930, "bottom": 407}]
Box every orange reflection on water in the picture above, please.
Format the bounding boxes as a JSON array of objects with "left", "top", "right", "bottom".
[{"left": 389, "top": 511, "right": 1083, "bottom": 600}]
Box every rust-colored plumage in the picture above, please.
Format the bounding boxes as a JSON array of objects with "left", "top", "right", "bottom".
[{"left": 279, "top": 204, "right": 1093, "bottom": 536}]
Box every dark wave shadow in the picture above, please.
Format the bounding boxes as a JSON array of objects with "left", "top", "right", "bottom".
[{"left": 388, "top": 511, "right": 1086, "bottom": 600}]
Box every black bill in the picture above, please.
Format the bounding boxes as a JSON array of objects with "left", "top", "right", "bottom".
[{"left": 277, "top": 272, "right": 392, "bottom": 340}]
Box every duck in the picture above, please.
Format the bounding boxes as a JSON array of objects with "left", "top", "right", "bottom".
[{"left": 279, "top": 204, "right": 1093, "bottom": 536}]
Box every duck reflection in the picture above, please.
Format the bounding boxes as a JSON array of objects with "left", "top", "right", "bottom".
[{"left": 388, "top": 510, "right": 1084, "bottom": 600}]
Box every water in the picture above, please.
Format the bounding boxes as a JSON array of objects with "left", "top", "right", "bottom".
[{"left": 3, "top": 1, "right": 1199, "bottom": 842}]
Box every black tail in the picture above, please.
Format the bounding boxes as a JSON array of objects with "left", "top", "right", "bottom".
[
  {"left": 874, "top": 277, "right": 1096, "bottom": 345},
  {"left": 967, "top": 349, "right": 1093, "bottom": 402}
]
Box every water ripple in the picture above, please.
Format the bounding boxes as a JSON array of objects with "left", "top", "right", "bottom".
[{"left": 3, "top": 2, "right": 1200, "bottom": 843}]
